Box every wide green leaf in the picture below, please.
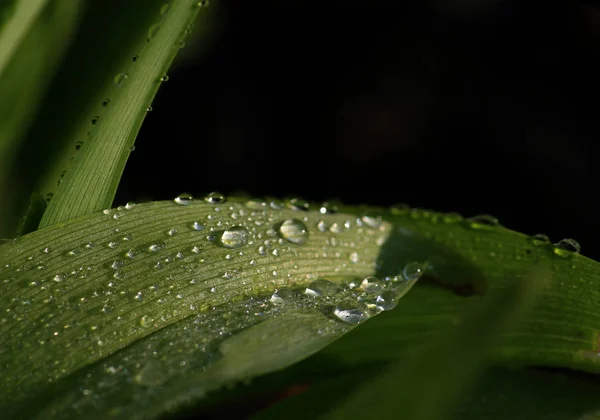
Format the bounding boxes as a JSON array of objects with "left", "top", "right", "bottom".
[{"left": 1, "top": 198, "right": 417, "bottom": 418}]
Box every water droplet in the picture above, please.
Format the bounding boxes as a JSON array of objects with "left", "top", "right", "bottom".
[
  {"left": 168, "top": 228, "right": 178, "bottom": 236},
  {"left": 216, "top": 226, "right": 249, "bottom": 249},
  {"left": 196, "top": 0, "right": 209, "bottom": 6},
  {"left": 332, "top": 302, "right": 369, "bottom": 325},
  {"left": 174, "top": 193, "right": 193, "bottom": 205},
  {"left": 205, "top": 191, "right": 226, "bottom": 204},
  {"left": 270, "top": 288, "right": 298, "bottom": 304},
  {"left": 148, "top": 242, "right": 166, "bottom": 252},
  {"left": 442, "top": 212, "right": 463, "bottom": 223},
  {"left": 134, "top": 359, "right": 168, "bottom": 387},
  {"left": 305, "top": 279, "right": 341, "bottom": 297},
  {"left": 553, "top": 238, "right": 581, "bottom": 257},
  {"left": 75, "top": 142, "right": 83, "bottom": 151},
  {"left": 276, "top": 219, "right": 309, "bottom": 245},
  {"left": 91, "top": 116, "right": 99, "bottom": 125},
  {"left": 349, "top": 252, "right": 359, "bottom": 263},
  {"left": 114, "top": 73, "right": 128, "bottom": 87},
  {"left": 192, "top": 221, "right": 205, "bottom": 231},
  {"left": 53, "top": 274, "right": 65, "bottom": 282},
  {"left": 161, "top": 75, "right": 169, "bottom": 82},
  {"left": 359, "top": 276, "right": 384, "bottom": 292},
  {"left": 132, "top": 54, "right": 139, "bottom": 62},
  {"left": 375, "top": 290, "right": 398, "bottom": 311},
  {"left": 146, "top": 106, "right": 153, "bottom": 112},
  {"left": 147, "top": 23, "right": 162, "bottom": 42},
  {"left": 286, "top": 198, "right": 310, "bottom": 211},
  {"left": 361, "top": 215, "right": 382, "bottom": 230},
  {"left": 467, "top": 214, "right": 499, "bottom": 229},
  {"left": 317, "top": 220, "right": 330, "bottom": 232},
  {"left": 125, "top": 202, "right": 136, "bottom": 210},
  {"left": 245, "top": 199, "right": 266, "bottom": 209},
  {"left": 403, "top": 262, "right": 427, "bottom": 281},
  {"left": 319, "top": 202, "right": 338, "bottom": 214},
  {"left": 102, "top": 99, "right": 111, "bottom": 107},
  {"left": 531, "top": 233, "right": 551, "bottom": 246}
]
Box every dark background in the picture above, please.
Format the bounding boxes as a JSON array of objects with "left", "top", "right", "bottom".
[{"left": 115, "top": 0, "right": 600, "bottom": 260}]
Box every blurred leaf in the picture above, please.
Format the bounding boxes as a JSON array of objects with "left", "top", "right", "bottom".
[{"left": 0, "top": 0, "right": 83, "bottom": 235}]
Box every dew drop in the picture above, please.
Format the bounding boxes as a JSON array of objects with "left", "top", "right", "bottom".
[
  {"left": 192, "top": 221, "right": 205, "bottom": 231},
  {"left": 216, "top": 226, "right": 249, "bottom": 249},
  {"left": 403, "top": 262, "right": 427, "bottom": 281},
  {"left": 319, "top": 202, "right": 338, "bottom": 214},
  {"left": 161, "top": 74, "right": 169, "bottom": 82},
  {"left": 359, "top": 276, "right": 384, "bottom": 292},
  {"left": 245, "top": 199, "right": 266, "bottom": 209},
  {"left": 196, "top": 0, "right": 209, "bottom": 6},
  {"left": 332, "top": 302, "right": 369, "bottom": 325},
  {"left": 317, "top": 220, "right": 330, "bottom": 232},
  {"left": 270, "top": 288, "right": 298, "bottom": 305},
  {"left": 75, "top": 142, "right": 83, "bottom": 151},
  {"left": 205, "top": 191, "right": 226, "bottom": 204},
  {"left": 349, "top": 252, "right": 359, "bottom": 263},
  {"left": 375, "top": 290, "right": 398, "bottom": 311},
  {"left": 174, "top": 193, "right": 193, "bottom": 205},
  {"left": 134, "top": 359, "right": 168, "bottom": 387},
  {"left": 102, "top": 98, "right": 111, "bottom": 107},
  {"left": 113, "top": 73, "right": 128, "bottom": 87},
  {"left": 286, "top": 198, "right": 310, "bottom": 211},
  {"left": 467, "top": 214, "right": 499, "bottom": 229},
  {"left": 148, "top": 242, "right": 166, "bottom": 253},
  {"left": 361, "top": 215, "right": 382, "bottom": 230},
  {"left": 305, "top": 279, "right": 341, "bottom": 297},
  {"left": 276, "top": 219, "right": 309, "bottom": 245},
  {"left": 53, "top": 274, "right": 65, "bottom": 282},
  {"left": 531, "top": 233, "right": 551, "bottom": 246},
  {"left": 125, "top": 202, "right": 136, "bottom": 210},
  {"left": 553, "top": 238, "right": 581, "bottom": 257},
  {"left": 147, "top": 23, "right": 162, "bottom": 42},
  {"left": 168, "top": 228, "right": 178, "bottom": 236},
  {"left": 91, "top": 116, "right": 99, "bottom": 125},
  {"left": 146, "top": 106, "right": 153, "bottom": 112}
]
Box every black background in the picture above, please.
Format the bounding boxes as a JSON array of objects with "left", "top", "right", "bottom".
[{"left": 115, "top": 0, "right": 600, "bottom": 260}]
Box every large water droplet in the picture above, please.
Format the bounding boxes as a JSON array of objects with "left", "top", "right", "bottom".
[
  {"left": 332, "top": 302, "right": 369, "bottom": 325},
  {"left": 375, "top": 290, "right": 398, "bottom": 311},
  {"left": 467, "top": 214, "right": 499, "bottom": 229},
  {"left": 276, "top": 219, "right": 309, "bottom": 245},
  {"left": 205, "top": 191, "right": 226, "bottom": 204},
  {"left": 216, "top": 226, "right": 249, "bottom": 249},
  {"left": 305, "top": 279, "right": 341, "bottom": 297},
  {"left": 553, "top": 238, "right": 581, "bottom": 257},
  {"left": 174, "top": 193, "right": 193, "bottom": 206}
]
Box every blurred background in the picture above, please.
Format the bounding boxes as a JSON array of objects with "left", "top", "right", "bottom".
[{"left": 114, "top": 0, "right": 600, "bottom": 260}]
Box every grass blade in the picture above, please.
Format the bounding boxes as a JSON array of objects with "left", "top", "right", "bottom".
[{"left": 38, "top": 0, "right": 205, "bottom": 229}]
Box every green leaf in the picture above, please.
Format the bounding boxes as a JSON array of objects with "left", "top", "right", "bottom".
[
  {"left": 2, "top": 200, "right": 600, "bottom": 418},
  {"left": 0, "top": 0, "right": 83, "bottom": 234},
  {"left": 0, "top": 199, "right": 416, "bottom": 418},
  {"left": 38, "top": 0, "right": 204, "bottom": 229}
]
